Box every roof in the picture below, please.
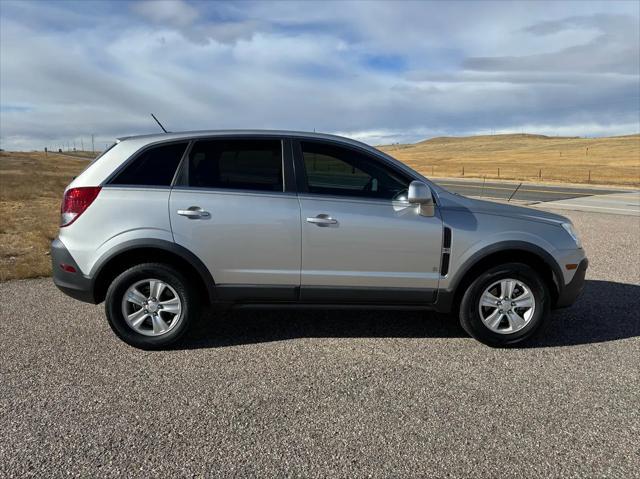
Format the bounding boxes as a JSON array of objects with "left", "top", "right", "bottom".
[{"left": 117, "top": 129, "right": 358, "bottom": 145}]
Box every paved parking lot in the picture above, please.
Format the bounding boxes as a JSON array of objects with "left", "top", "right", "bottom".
[{"left": 1, "top": 209, "right": 639, "bottom": 478}]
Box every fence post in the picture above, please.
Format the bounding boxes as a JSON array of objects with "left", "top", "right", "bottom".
[
  {"left": 498, "top": 167, "right": 500, "bottom": 178},
  {"left": 538, "top": 168, "right": 541, "bottom": 180},
  {"left": 432, "top": 165, "right": 434, "bottom": 176},
  {"left": 462, "top": 165, "right": 465, "bottom": 176},
  {"left": 588, "top": 170, "right": 591, "bottom": 183}
]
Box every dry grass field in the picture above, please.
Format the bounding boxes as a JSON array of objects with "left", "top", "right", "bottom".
[
  {"left": 0, "top": 151, "right": 89, "bottom": 280},
  {"left": 1, "top": 133, "right": 639, "bottom": 281},
  {"left": 378, "top": 133, "right": 640, "bottom": 186}
]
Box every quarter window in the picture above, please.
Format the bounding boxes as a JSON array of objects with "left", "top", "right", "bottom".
[
  {"left": 187, "top": 139, "right": 283, "bottom": 192},
  {"left": 300, "top": 141, "right": 409, "bottom": 199},
  {"left": 110, "top": 142, "right": 188, "bottom": 187}
]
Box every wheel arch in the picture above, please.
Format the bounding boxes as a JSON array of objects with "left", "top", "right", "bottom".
[
  {"left": 441, "top": 241, "right": 563, "bottom": 314},
  {"left": 90, "top": 239, "right": 216, "bottom": 304}
]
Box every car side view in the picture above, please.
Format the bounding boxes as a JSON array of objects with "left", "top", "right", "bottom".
[{"left": 51, "top": 130, "right": 588, "bottom": 348}]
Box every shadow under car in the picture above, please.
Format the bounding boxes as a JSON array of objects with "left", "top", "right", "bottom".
[{"left": 175, "top": 280, "right": 640, "bottom": 350}]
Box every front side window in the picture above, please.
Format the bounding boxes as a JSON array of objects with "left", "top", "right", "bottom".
[
  {"left": 300, "top": 141, "right": 409, "bottom": 200},
  {"left": 187, "top": 139, "right": 283, "bottom": 192},
  {"left": 110, "top": 142, "right": 188, "bottom": 187}
]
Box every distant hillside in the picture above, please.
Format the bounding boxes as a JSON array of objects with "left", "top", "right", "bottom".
[{"left": 378, "top": 133, "right": 640, "bottom": 185}]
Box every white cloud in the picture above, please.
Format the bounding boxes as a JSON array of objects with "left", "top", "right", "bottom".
[
  {"left": 131, "top": 0, "right": 198, "bottom": 28},
  {"left": 0, "top": 0, "right": 638, "bottom": 150}
]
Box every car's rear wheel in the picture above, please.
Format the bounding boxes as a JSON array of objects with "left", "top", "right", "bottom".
[
  {"left": 105, "top": 263, "right": 197, "bottom": 349},
  {"left": 459, "top": 262, "right": 549, "bottom": 346}
]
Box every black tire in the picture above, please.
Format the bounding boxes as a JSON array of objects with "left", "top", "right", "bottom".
[
  {"left": 105, "top": 263, "right": 198, "bottom": 349},
  {"left": 459, "top": 262, "right": 549, "bottom": 347}
]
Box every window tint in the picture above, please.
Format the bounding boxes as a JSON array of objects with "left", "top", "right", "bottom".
[
  {"left": 187, "top": 139, "right": 283, "bottom": 192},
  {"left": 300, "top": 141, "right": 409, "bottom": 199},
  {"left": 111, "top": 142, "right": 188, "bottom": 186}
]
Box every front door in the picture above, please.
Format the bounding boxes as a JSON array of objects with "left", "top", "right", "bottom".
[
  {"left": 295, "top": 140, "right": 442, "bottom": 303},
  {"left": 169, "top": 137, "right": 301, "bottom": 301}
]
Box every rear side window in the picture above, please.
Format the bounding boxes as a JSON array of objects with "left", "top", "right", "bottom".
[
  {"left": 186, "top": 139, "right": 283, "bottom": 192},
  {"left": 300, "top": 141, "right": 409, "bottom": 199},
  {"left": 110, "top": 142, "right": 188, "bottom": 186}
]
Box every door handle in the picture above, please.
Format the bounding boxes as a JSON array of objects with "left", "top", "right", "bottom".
[
  {"left": 306, "top": 214, "right": 338, "bottom": 227},
  {"left": 177, "top": 206, "right": 211, "bottom": 219}
]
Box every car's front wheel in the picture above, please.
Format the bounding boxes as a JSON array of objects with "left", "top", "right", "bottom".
[
  {"left": 459, "top": 262, "right": 549, "bottom": 346},
  {"left": 105, "top": 263, "right": 197, "bottom": 349}
]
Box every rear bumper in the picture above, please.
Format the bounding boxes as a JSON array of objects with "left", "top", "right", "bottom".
[
  {"left": 51, "top": 238, "right": 97, "bottom": 304},
  {"left": 555, "top": 257, "right": 588, "bottom": 308}
]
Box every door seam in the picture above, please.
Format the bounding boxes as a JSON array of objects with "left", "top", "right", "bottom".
[{"left": 297, "top": 194, "right": 303, "bottom": 301}]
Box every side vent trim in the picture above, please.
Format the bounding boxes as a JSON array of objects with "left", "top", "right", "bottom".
[
  {"left": 440, "top": 253, "right": 450, "bottom": 276},
  {"left": 441, "top": 227, "right": 452, "bottom": 276},
  {"left": 443, "top": 226, "right": 452, "bottom": 248}
]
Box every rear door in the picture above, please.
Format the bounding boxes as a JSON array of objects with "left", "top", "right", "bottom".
[
  {"left": 169, "top": 137, "right": 301, "bottom": 301},
  {"left": 294, "top": 139, "right": 443, "bottom": 303}
]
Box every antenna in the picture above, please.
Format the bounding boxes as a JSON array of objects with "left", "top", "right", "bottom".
[
  {"left": 508, "top": 182, "right": 522, "bottom": 202},
  {"left": 151, "top": 113, "right": 169, "bottom": 133}
]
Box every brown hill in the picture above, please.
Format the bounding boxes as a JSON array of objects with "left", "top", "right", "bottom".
[{"left": 378, "top": 133, "right": 640, "bottom": 185}]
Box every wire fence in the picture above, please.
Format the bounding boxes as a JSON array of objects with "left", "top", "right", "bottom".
[
  {"left": 40, "top": 134, "right": 110, "bottom": 158},
  {"left": 407, "top": 164, "right": 640, "bottom": 187}
]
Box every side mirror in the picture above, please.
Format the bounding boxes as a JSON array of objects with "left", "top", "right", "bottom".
[{"left": 407, "top": 180, "right": 435, "bottom": 217}]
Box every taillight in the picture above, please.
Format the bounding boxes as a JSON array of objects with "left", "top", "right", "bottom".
[
  {"left": 60, "top": 187, "right": 101, "bottom": 227},
  {"left": 59, "top": 263, "right": 77, "bottom": 273}
]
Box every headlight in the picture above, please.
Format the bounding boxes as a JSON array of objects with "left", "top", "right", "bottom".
[{"left": 561, "top": 222, "right": 582, "bottom": 249}]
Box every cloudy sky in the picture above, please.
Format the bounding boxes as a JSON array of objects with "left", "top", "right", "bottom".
[{"left": 1, "top": 0, "right": 638, "bottom": 150}]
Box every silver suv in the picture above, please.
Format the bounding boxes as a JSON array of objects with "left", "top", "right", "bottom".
[{"left": 51, "top": 130, "right": 587, "bottom": 348}]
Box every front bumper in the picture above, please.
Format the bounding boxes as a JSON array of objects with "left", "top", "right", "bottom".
[
  {"left": 51, "top": 238, "right": 97, "bottom": 303},
  {"left": 555, "top": 257, "right": 588, "bottom": 308}
]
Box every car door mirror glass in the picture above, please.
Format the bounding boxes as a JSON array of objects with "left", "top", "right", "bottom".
[{"left": 407, "top": 181, "right": 434, "bottom": 216}]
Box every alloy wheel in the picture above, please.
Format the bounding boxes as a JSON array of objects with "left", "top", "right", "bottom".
[
  {"left": 121, "top": 279, "right": 183, "bottom": 337},
  {"left": 478, "top": 278, "right": 536, "bottom": 334}
]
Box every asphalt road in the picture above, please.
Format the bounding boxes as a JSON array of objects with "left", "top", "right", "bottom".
[
  {"left": 433, "top": 178, "right": 629, "bottom": 202},
  {"left": 1, "top": 209, "right": 639, "bottom": 478}
]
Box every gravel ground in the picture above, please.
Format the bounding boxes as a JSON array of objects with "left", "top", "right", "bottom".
[{"left": 1, "top": 209, "right": 639, "bottom": 478}]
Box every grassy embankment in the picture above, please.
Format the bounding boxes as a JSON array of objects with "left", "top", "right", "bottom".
[{"left": 0, "top": 151, "right": 90, "bottom": 280}]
